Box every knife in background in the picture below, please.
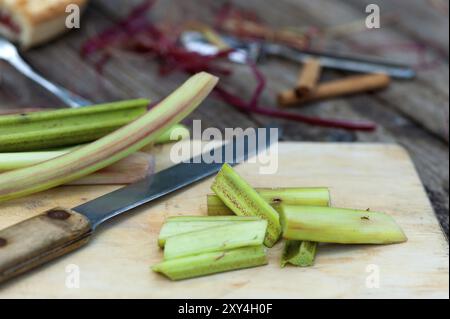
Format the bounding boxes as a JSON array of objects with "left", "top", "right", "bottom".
[
  {"left": 0, "top": 128, "right": 277, "bottom": 284},
  {"left": 181, "top": 31, "right": 416, "bottom": 80},
  {"left": 0, "top": 37, "right": 91, "bottom": 108}
]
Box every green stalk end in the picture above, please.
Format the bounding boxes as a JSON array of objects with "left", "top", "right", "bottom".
[
  {"left": 211, "top": 164, "right": 282, "bottom": 247},
  {"left": 281, "top": 240, "right": 317, "bottom": 267}
]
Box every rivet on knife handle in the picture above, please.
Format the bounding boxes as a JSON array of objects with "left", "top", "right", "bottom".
[{"left": 0, "top": 208, "right": 92, "bottom": 284}]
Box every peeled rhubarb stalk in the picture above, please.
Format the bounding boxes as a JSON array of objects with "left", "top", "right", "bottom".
[
  {"left": 0, "top": 99, "right": 149, "bottom": 152},
  {"left": 0, "top": 72, "right": 218, "bottom": 203},
  {"left": 152, "top": 245, "right": 268, "bottom": 281},
  {"left": 164, "top": 220, "right": 267, "bottom": 260},
  {"left": 281, "top": 240, "right": 317, "bottom": 268},
  {"left": 158, "top": 216, "right": 260, "bottom": 248},
  {"left": 207, "top": 187, "right": 330, "bottom": 216},
  {"left": 211, "top": 164, "right": 282, "bottom": 247},
  {"left": 280, "top": 205, "right": 408, "bottom": 244}
]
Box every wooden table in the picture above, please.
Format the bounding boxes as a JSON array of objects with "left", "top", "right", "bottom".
[{"left": 0, "top": 0, "right": 448, "bottom": 237}]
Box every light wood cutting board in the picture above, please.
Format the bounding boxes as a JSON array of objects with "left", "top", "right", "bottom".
[{"left": 0, "top": 142, "right": 448, "bottom": 298}]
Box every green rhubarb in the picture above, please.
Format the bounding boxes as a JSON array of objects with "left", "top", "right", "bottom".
[
  {"left": 152, "top": 245, "right": 268, "bottom": 281},
  {"left": 0, "top": 149, "right": 74, "bottom": 171},
  {"left": 164, "top": 220, "right": 267, "bottom": 260},
  {"left": 280, "top": 205, "right": 408, "bottom": 244},
  {"left": 207, "top": 187, "right": 330, "bottom": 216},
  {"left": 158, "top": 216, "right": 260, "bottom": 248},
  {"left": 0, "top": 99, "right": 149, "bottom": 152},
  {"left": 155, "top": 124, "right": 190, "bottom": 144},
  {"left": 211, "top": 164, "right": 282, "bottom": 247},
  {"left": 281, "top": 240, "right": 317, "bottom": 267},
  {"left": 0, "top": 72, "right": 218, "bottom": 203}
]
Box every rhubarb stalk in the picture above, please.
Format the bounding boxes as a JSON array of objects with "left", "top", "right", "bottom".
[
  {"left": 163, "top": 220, "right": 267, "bottom": 260},
  {"left": 155, "top": 124, "right": 190, "bottom": 144},
  {"left": 0, "top": 72, "right": 218, "bottom": 203},
  {"left": 158, "top": 216, "right": 260, "bottom": 248},
  {"left": 211, "top": 164, "right": 282, "bottom": 247},
  {"left": 0, "top": 99, "right": 149, "bottom": 152},
  {"left": 280, "top": 205, "right": 407, "bottom": 244},
  {"left": 207, "top": 187, "right": 330, "bottom": 216},
  {"left": 152, "top": 245, "right": 268, "bottom": 281}
]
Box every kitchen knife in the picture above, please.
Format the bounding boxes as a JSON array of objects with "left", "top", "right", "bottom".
[
  {"left": 0, "top": 129, "right": 277, "bottom": 284},
  {"left": 181, "top": 31, "right": 416, "bottom": 80}
]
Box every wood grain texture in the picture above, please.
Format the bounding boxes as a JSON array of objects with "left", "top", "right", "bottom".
[
  {"left": 0, "top": 208, "right": 92, "bottom": 284},
  {"left": 68, "top": 152, "right": 154, "bottom": 185},
  {"left": 0, "top": 142, "right": 447, "bottom": 298},
  {"left": 0, "top": 0, "right": 448, "bottom": 236}
]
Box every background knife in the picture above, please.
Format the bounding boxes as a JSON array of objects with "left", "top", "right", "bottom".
[
  {"left": 181, "top": 31, "right": 416, "bottom": 80},
  {"left": 0, "top": 129, "right": 277, "bottom": 284}
]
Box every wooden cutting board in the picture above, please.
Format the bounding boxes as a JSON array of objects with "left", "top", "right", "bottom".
[{"left": 0, "top": 142, "right": 448, "bottom": 298}]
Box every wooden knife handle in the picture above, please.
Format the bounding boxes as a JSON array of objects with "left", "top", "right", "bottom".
[{"left": 0, "top": 208, "right": 92, "bottom": 284}]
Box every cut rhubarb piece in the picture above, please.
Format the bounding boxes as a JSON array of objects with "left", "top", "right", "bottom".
[
  {"left": 152, "top": 245, "right": 268, "bottom": 281},
  {"left": 281, "top": 240, "right": 317, "bottom": 267},
  {"left": 207, "top": 187, "right": 330, "bottom": 216},
  {"left": 280, "top": 205, "right": 408, "bottom": 244},
  {"left": 158, "top": 216, "right": 260, "bottom": 248},
  {"left": 211, "top": 164, "right": 282, "bottom": 247},
  {"left": 163, "top": 220, "right": 267, "bottom": 260}
]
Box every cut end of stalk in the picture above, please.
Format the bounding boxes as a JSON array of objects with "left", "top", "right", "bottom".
[
  {"left": 281, "top": 240, "right": 317, "bottom": 268},
  {"left": 211, "top": 164, "right": 282, "bottom": 247}
]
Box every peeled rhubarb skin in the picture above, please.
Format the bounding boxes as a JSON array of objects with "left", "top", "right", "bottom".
[
  {"left": 152, "top": 245, "right": 268, "bottom": 281},
  {"left": 0, "top": 72, "right": 219, "bottom": 203},
  {"left": 207, "top": 187, "right": 330, "bottom": 216},
  {"left": 158, "top": 216, "right": 261, "bottom": 248},
  {"left": 163, "top": 220, "right": 267, "bottom": 260},
  {"left": 211, "top": 164, "right": 282, "bottom": 247},
  {"left": 280, "top": 205, "right": 408, "bottom": 244}
]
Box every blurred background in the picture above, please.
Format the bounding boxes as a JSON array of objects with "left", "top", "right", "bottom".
[{"left": 0, "top": 0, "right": 449, "bottom": 235}]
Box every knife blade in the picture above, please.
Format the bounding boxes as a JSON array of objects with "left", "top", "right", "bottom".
[
  {"left": 181, "top": 31, "right": 416, "bottom": 80},
  {"left": 0, "top": 128, "right": 278, "bottom": 284}
]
